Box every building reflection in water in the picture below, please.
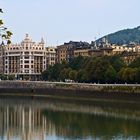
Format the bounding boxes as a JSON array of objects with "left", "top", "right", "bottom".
[
  {"left": 0, "top": 99, "right": 140, "bottom": 140},
  {"left": 0, "top": 106, "right": 48, "bottom": 140}
]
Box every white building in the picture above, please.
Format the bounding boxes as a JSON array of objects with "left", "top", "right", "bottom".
[{"left": 4, "top": 34, "right": 56, "bottom": 80}]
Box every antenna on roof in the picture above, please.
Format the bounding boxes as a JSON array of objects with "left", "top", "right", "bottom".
[
  {"left": 94, "top": 36, "right": 98, "bottom": 49},
  {"left": 55, "top": 40, "right": 59, "bottom": 46},
  {"left": 44, "top": 35, "right": 47, "bottom": 47},
  {"left": 98, "top": 29, "right": 101, "bottom": 39}
]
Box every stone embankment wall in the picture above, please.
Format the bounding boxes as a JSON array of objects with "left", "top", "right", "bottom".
[{"left": 0, "top": 81, "right": 140, "bottom": 101}]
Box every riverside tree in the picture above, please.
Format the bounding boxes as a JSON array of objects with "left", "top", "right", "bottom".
[
  {"left": 42, "top": 55, "right": 140, "bottom": 84},
  {"left": 0, "top": 8, "right": 12, "bottom": 80},
  {"left": 0, "top": 8, "right": 12, "bottom": 45}
]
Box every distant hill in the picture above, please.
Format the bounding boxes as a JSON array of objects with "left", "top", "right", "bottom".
[{"left": 96, "top": 26, "right": 140, "bottom": 45}]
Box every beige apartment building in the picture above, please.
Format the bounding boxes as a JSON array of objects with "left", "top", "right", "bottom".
[
  {"left": 74, "top": 48, "right": 90, "bottom": 57},
  {"left": 3, "top": 34, "right": 56, "bottom": 80},
  {"left": 46, "top": 47, "right": 56, "bottom": 68},
  {"left": 0, "top": 43, "right": 4, "bottom": 74},
  {"left": 111, "top": 45, "right": 135, "bottom": 55},
  {"left": 56, "top": 45, "right": 68, "bottom": 63}
]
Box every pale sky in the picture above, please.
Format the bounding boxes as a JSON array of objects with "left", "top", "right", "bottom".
[{"left": 0, "top": 0, "right": 140, "bottom": 46}]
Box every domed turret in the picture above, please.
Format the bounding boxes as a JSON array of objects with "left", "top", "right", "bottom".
[{"left": 23, "top": 34, "right": 32, "bottom": 43}]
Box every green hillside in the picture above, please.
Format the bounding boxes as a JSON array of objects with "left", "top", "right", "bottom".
[{"left": 97, "top": 26, "right": 140, "bottom": 45}]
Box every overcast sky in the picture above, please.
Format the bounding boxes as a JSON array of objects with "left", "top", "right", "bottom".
[{"left": 0, "top": 0, "right": 140, "bottom": 46}]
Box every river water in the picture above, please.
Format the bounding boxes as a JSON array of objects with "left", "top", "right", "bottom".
[{"left": 0, "top": 98, "right": 140, "bottom": 140}]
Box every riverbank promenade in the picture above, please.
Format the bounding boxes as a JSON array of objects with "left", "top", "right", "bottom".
[
  {"left": 0, "top": 81, "right": 139, "bottom": 102},
  {"left": 0, "top": 80, "right": 140, "bottom": 92}
]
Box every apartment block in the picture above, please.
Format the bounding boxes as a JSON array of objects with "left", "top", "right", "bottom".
[
  {"left": 0, "top": 43, "right": 4, "bottom": 74},
  {"left": 74, "top": 47, "right": 90, "bottom": 57},
  {"left": 2, "top": 34, "right": 56, "bottom": 80},
  {"left": 46, "top": 47, "right": 56, "bottom": 68}
]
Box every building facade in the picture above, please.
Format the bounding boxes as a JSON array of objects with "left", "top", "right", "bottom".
[
  {"left": 56, "top": 45, "right": 68, "bottom": 63},
  {"left": 56, "top": 41, "right": 90, "bottom": 63},
  {"left": 74, "top": 47, "right": 90, "bottom": 57},
  {"left": 3, "top": 34, "right": 56, "bottom": 80},
  {"left": 0, "top": 43, "right": 4, "bottom": 74},
  {"left": 46, "top": 47, "right": 56, "bottom": 68}
]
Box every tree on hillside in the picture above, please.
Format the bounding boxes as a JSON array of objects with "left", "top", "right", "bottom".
[
  {"left": 84, "top": 57, "right": 99, "bottom": 82},
  {"left": 42, "top": 69, "right": 50, "bottom": 81},
  {"left": 59, "top": 68, "right": 72, "bottom": 81},
  {"left": 94, "top": 58, "right": 110, "bottom": 83},
  {"left": 68, "top": 56, "right": 85, "bottom": 70},
  {"left": 69, "top": 70, "right": 77, "bottom": 81},
  {"left": 109, "top": 55, "right": 126, "bottom": 72},
  {"left": 77, "top": 69, "right": 88, "bottom": 83},
  {"left": 129, "top": 57, "right": 140, "bottom": 68},
  {"left": 135, "top": 67, "right": 140, "bottom": 83},
  {"left": 97, "top": 26, "right": 140, "bottom": 45},
  {"left": 118, "top": 67, "right": 137, "bottom": 83},
  {"left": 104, "top": 65, "right": 117, "bottom": 83}
]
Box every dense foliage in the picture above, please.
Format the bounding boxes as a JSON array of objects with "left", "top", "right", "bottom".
[
  {"left": 97, "top": 26, "right": 140, "bottom": 45},
  {"left": 42, "top": 56, "right": 140, "bottom": 84},
  {"left": 0, "top": 8, "right": 12, "bottom": 45}
]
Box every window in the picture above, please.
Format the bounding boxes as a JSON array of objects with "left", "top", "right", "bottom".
[
  {"left": 25, "top": 56, "right": 29, "bottom": 59},
  {"left": 25, "top": 65, "right": 29, "bottom": 68},
  {"left": 24, "top": 60, "right": 29, "bottom": 63},
  {"left": 25, "top": 52, "right": 29, "bottom": 55},
  {"left": 25, "top": 70, "right": 29, "bottom": 73}
]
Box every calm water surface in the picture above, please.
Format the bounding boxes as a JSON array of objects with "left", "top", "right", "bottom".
[{"left": 0, "top": 98, "right": 140, "bottom": 140}]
